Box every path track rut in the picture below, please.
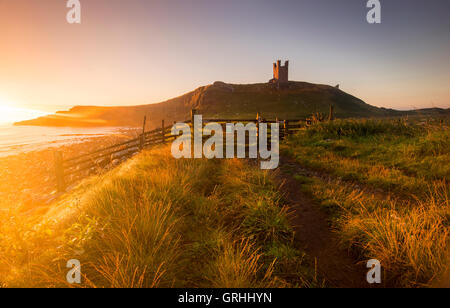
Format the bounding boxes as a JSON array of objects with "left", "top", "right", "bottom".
[{"left": 277, "top": 156, "right": 370, "bottom": 288}]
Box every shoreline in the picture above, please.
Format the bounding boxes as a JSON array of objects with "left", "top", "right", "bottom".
[
  {"left": 0, "top": 125, "right": 137, "bottom": 158},
  {"left": 0, "top": 131, "right": 138, "bottom": 212}
]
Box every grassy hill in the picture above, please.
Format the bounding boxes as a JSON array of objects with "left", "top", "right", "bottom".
[{"left": 15, "top": 81, "right": 408, "bottom": 128}]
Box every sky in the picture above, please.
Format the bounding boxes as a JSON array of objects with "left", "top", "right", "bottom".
[{"left": 0, "top": 0, "right": 449, "bottom": 123}]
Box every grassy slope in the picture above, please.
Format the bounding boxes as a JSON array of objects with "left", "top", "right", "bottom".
[
  {"left": 0, "top": 146, "right": 317, "bottom": 288},
  {"left": 281, "top": 119, "right": 449, "bottom": 287},
  {"left": 15, "top": 82, "right": 395, "bottom": 128},
  {"left": 196, "top": 82, "right": 388, "bottom": 120}
]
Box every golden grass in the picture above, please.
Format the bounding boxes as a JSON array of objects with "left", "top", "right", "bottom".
[
  {"left": 208, "top": 239, "right": 275, "bottom": 288},
  {"left": 0, "top": 146, "right": 311, "bottom": 288},
  {"left": 303, "top": 175, "right": 449, "bottom": 287},
  {"left": 283, "top": 119, "right": 449, "bottom": 287}
]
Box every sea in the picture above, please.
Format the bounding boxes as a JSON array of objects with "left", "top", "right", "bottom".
[{"left": 0, "top": 124, "right": 130, "bottom": 158}]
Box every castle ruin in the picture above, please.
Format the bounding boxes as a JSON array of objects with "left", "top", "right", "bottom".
[{"left": 269, "top": 60, "right": 289, "bottom": 88}]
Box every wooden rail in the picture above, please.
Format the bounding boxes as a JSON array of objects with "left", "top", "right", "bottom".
[
  {"left": 53, "top": 120, "right": 175, "bottom": 192},
  {"left": 53, "top": 106, "right": 335, "bottom": 192}
]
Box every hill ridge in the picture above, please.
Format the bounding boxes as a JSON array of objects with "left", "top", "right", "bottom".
[{"left": 14, "top": 81, "right": 447, "bottom": 128}]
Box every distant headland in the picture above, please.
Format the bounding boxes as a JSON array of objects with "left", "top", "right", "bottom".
[{"left": 15, "top": 61, "right": 449, "bottom": 128}]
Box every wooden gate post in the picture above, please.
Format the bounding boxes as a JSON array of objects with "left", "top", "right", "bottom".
[{"left": 53, "top": 151, "right": 66, "bottom": 192}]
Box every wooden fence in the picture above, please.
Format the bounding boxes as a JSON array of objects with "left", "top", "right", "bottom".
[
  {"left": 54, "top": 106, "right": 334, "bottom": 192},
  {"left": 53, "top": 118, "right": 178, "bottom": 192}
]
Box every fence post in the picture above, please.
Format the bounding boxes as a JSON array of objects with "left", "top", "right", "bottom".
[
  {"left": 256, "top": 113, "right": 260, "bottom": 140},
  {"left": 140, "top": 116, "right": 147, "bottom": 150},
  {"left": 275, "top": 117, "right": 279, "bottom": 139},
  {"left": 329, "top": 105, "right": 334, "bottom": 121},
  {"left": 191, "top": 108, "right": 197, "bottom": 141},
  {"left": 191, "top": 109, "right": 197, "bottom": 125},
  {"left": 191, "top": 109, "right": 198, "bottom": 157},
  {"left": 54, "top": 151, "right": 66, "bottom": 192},
  {"left": 256, "top": 113, "right": 261, "bottom": 163},
  {"left": 161, "top": 119, "right": 165, "bottom": 143},
  {"left": 142, "top": 115, "right": 147, "bottom": 134},
  {"left": 284, "top": 120, "right": 289, "bottom": 138}
]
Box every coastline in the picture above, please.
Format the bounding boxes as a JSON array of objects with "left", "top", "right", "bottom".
[
  {"left": 0, "top": 125, "right": 137, "bottom": 157},
  {"left": 0, "top": 131, "right": 138, "bottom": 213}
]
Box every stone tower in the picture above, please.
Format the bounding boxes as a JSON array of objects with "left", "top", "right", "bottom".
[{"left": 270, "top": 60, "right": 289, "bottom": 87}]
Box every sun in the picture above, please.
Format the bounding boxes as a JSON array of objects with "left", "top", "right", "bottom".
[{"left": 0, "top": 101, "right": 48, "bottom": 125}]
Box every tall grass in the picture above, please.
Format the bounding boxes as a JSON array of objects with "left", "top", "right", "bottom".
[
  {"left": 284, "top": 118, "right": 450, "bottom": 287},
  {"left": 207, "top": 240, "right": 275, "bottom": 288},
  {"left": 305, "top": 178, "right": 449, "bottom": 287},
  {"left": 283, "top": 119, "right": 449, "bottom": 197},
  {"left": 0, "top": 146, "right": 312, "bottom": 288},
  {"left": 306, "top": 119, "right": 424, "bottom": 138}
]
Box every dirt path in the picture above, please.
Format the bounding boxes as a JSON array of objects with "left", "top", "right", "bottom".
[{"left": 277, "top": 156, "right": 369, "bottom": 288}]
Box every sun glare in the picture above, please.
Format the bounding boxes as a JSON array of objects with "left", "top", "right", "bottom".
[{"left": 0, "top": 102, "right": 48, "bottom": 125}]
